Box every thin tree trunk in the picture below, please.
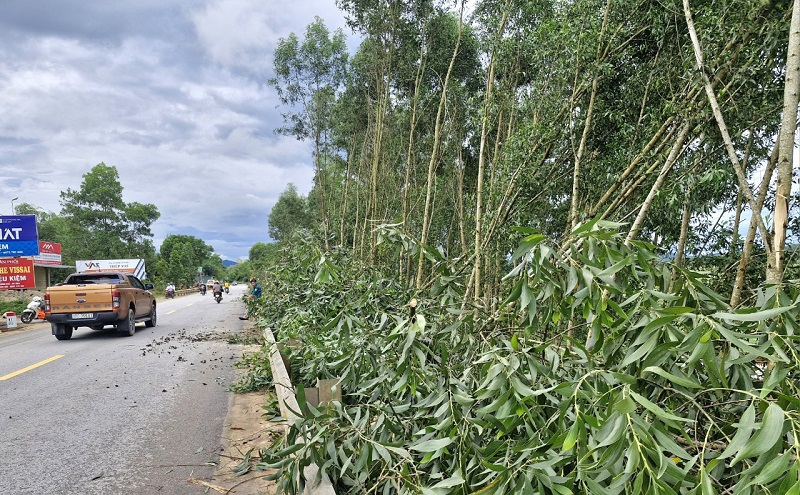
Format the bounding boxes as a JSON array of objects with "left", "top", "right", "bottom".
[
  {"left": 683, "top": 0, "right": 774, "bottom": 264},
  {"left": 626, "top": 121, "right": 692, "bottom": 244},
  {"left": 769, "top": 0, "right": 800, "bottom": 283},
  {"left": 456, "top": 142, "right": 467, "bottom": 255},
  {"left": 670, "top": 199, "right": 692, "bottom": 292},
  {"left": 368, "top": 9, "right": 397, "bottom": 261},
  {"left": 416, "top": 2, "right": 464, "bottom": 289},
  {"left": 402, "top": 38, "right": 427, "bottom": 229},
  {"left": 339, "top": 133, "right": 358, "bottom": 247},
  {"left": 730, "top": 143, "right": 780, "bottom": 306},
  {"left": 314, "top": 131, "right": 330, "bottom": 250},
  {"left": 589, "top": 115, "right": 677, "bottom": 218},
  {"left": 471, "top": 0, "right": 511, "bottom": 307},
  {"left": 569, "top": 0, "right": 611, "bottom": 231}
]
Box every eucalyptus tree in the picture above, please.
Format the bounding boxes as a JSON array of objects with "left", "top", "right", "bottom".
[
  {"left": 771, "top": 0, "right": 800, "bottom": 284},
  {"left": 270, "top": 17, "right": 348, "bottom": 249}
]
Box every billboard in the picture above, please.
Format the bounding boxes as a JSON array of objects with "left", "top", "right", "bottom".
[
  {"left": 76, "top": 259, "right": 146, "bottom": 280},
  {"left": 0, "top": 257, "right": 36, "bottom": 290},
  {"left": 0, "top": 215, "right": 39, "bottom": 257},
  {"left": 33, "top": 242, "right": 62, "bottom": 266}
]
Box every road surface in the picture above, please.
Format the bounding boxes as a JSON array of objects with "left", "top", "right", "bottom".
[{"left": 0, "top": 285, "right": 253, "bottom": 494}]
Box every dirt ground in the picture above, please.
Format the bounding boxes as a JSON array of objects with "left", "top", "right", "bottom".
[{"left": 194, "top": 384, "right": 282, "bottom": 495}]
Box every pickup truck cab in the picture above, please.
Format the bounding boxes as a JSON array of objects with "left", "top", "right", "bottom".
[{"left": 45, "top": 271, "right": 157, "bottom": 340}]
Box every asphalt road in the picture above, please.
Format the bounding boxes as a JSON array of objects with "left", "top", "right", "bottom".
[{"left": 0, "top": 285, "right": 251, "bottom": 495}]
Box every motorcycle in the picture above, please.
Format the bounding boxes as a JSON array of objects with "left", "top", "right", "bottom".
[
  {"left": 21, "top": 296, "right": 46, "bottom": 324},
  {"left": 224, "top": 286, "right": 229, "bottom": 294},
  {"left": 214, "top": 290, "right": 223, "bottom": 304},
  {"left": 199, "top": 285, "right": 206, "bottom": 296},
  {"left": 164, "top": 287, "right": 175, "bottom": 299}
]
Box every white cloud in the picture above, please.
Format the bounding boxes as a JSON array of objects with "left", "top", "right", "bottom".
[{"left": 0, "top": 0, "right": 350, "bottom": 261}]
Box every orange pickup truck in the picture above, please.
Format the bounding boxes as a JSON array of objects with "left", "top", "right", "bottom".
[{"left": 44, "top": 271, "right": 157, "bottom": 340}]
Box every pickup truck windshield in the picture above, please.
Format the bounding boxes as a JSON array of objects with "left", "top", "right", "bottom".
[{"left": 64, "top": 275, "right": 125, "bottom": 284}]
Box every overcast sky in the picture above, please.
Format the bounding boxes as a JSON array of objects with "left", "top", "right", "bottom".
[{"left": 0, "top": 0, "right": 353, "bottom": 262}]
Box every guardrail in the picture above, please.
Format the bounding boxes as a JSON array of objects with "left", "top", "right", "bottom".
[
  {"left": 163, "top": 288, "right": 201, "bottom": 298},
  {"left": 264, "top": 327, "right": 337, "bottom": 495}
]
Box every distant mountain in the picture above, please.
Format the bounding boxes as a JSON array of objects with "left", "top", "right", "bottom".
[{"left": 223, "top": 259, "right": 238, "bottom": 267}]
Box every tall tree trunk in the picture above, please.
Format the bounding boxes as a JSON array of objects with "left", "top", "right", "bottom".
[
  {"left": 402, "top": 38, "right": 427, "bottom": 229},
  {"left": 456, "top": 142, "right": 467, "bottom": 255},
  {"left": 416, "top": 3, "right": 463, "bottom": 289},
  {"left": 569, "top": 0, "right": 611, "bottom": 231},
  {"left": 670, "top": 198, "right": 692, "bottom": 292},
  {"left": 683, "top": 0, "right": 774, "bottom": 264},
  {"left": 470, "top": 0, "right": 511, "bottom": 307},
  {"left": 314, "top": 130, "right": 330, "bottom": 250},
  {"left": 368, "top": 9, "right": 397, "bottom": 261},
  {"left": 339, "top": 133, "right": 358, "bottom": 247},
  {"left": 769, "top": 0, "right": 800, "bottom": 284},
  {"left": 730, "top": 143, "right": 780, "bottom": 306}
]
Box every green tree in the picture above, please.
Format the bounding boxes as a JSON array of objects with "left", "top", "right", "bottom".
[
  {"left": 270, "top": 17, "right": 348, "bottom": 247},
  {"left": 249, "top": 242, "right": 277, "bottom": 264},
  {"left": 268, "top": 183, "right": 312, "bottom": 241},
  {"left": 155, "top": 234, "right": 220, "bottom": 287},
  {"left": 59, "top": 163, "right": 159, "bottom": 277}
]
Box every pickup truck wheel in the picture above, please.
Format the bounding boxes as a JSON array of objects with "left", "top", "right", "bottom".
[
  {"left": 54, "top": 324, "right": 73, "bottom": 340},
  {"left": 118, "top": 308, "right": 136, "bottom": 336},
  {"left": 145, "top": 304, "right": 157, "bottom": 328}
]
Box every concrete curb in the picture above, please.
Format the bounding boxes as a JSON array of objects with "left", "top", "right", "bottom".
[{"left": 263, "top": 327, "right": 336, "bottom": 495}]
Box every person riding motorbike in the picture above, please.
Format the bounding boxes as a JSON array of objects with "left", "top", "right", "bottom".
[
  {"left": 212, "top": 281, "right": 223, "bottom": 300},
  {"left": 223, "top": 281, "right": 230, "bottom": 294},
  {"left": 199, "top": 283, "right": 207, "bottom": 295},
  {"left": 165, "top": 283, "right": 176, "bottom": 299}
]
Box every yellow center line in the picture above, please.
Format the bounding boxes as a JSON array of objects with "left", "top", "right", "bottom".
[
  {"left": 1, "top": 355, "right": 65, "bottom": 381},
  {"left": 165, "top": 310, "right": 176, "bottom": 315},
  {"left": 185, "top": 303, "right": 193, "bottom": 307}
]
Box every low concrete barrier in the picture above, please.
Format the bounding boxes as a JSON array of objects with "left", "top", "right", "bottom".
[{"left": 264, "top": 327, "right": 336, "bottom": 495}]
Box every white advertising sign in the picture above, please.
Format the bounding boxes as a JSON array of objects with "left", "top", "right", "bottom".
[{"left": 76, "top": 259, "right": 146, "bottom": 280}]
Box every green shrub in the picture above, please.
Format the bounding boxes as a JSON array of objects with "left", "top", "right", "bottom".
[
  {"left": 252, "top": 223, "right": 800, "bottom": 494},
  {"left": 0, "top": 299, "right": 27, "bottom": 317}
]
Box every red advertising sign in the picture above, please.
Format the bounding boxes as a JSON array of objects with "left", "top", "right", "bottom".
[
  {"left": 33, "top": 241, "right": 62, "bottom": 266},
  {"left": 0, "top": 257, "right": 36, "bottom": 290}
]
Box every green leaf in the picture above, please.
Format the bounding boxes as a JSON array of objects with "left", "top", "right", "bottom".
[
  {"left": 562, "top": 416, "right": 582, "bottom": 451},
  {"left": 431, "top": 472, "right": 465, "bottom": 489},
  {"left": 748, "top": 453, "right": 790, "bottom": 487},
  {"left": 614, "top": 396, "right": 636, "bottom": 415},
  {"left": 700, "top": 466, "right": 717, "bottom": 495},
  {"left": 730, "top": 403, "right": 785, "bottom": 465},
  {"left": 410, "top": 438, "right": 454, "bottom": 453},
  {"left": 620, "top": 333, "right": 659, "bottom": 367},
  {"left": 718, "top": 404, "right": 756, "bottom": 460},
  {"left": 712, "top": 305, "right": 794, "bottom": 322},
  {"left": 642, "top": 366, "right": 702, "bottom": 389},
  {"left": 509, "top": 375, "right": 536, "bottom": 397},
  {"left": 511, "top": 234, "right": 545, "bottom": 261},
  {"left": 630, "top": 391, "right": 694, "bottom": 423}
]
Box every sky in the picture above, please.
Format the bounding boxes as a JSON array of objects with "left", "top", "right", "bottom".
[{"left": 0, "top": 0, "right": 354, "bottom": 262}]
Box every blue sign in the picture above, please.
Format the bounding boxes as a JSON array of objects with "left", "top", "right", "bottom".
[{"left": 0, "top": 215, "right": 39, "bottom": 257}]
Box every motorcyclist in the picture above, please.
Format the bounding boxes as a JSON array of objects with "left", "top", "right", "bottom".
[
  {"left": 199, "top": 282, "right": 207, "bottom": 295},
  {"left": 223, "top": 281, "right": 230, "bottom": 293},
  {"left": 165, "top": 282, "right": 176, "bottom": 298},
  {"left": 212, "top": 281, "right": 223, "bottom": 299}
]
